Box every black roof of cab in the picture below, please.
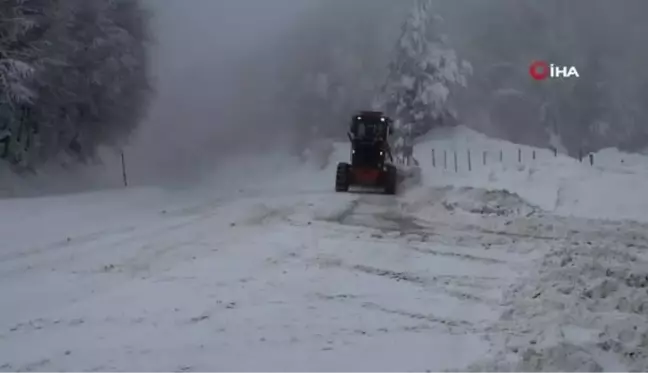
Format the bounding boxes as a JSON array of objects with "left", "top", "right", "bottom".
[{"left": 356, "top": 110, "right": 384, "bottom": 117}]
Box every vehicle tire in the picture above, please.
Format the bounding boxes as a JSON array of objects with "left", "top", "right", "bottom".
[
  {"left": 335, "top": 162, "right": 351, "bottom": 192},
  {"left": 384, "top": 164, "right": 397, "bottom": 195}
]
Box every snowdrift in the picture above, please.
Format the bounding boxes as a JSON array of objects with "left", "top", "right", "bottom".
[
  {"left": 404, "top": 185, "right": 539, "bottom": 219},
  {"left": 408, "top": 126, "right": 648, "bottom": 371},
  {"left": 413, "top": 125, "right": 648, "bottom": 223}
]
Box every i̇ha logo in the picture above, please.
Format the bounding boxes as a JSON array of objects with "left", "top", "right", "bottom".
[{"left": 529, "top": 60, "right": 579, "bottom": 80}]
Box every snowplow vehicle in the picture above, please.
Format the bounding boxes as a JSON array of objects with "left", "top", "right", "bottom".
[{"left": 335, "top": 111, "right": 398, "bottom": 195}]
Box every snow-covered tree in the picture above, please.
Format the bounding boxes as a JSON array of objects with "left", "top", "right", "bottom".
[
  {"left": 0, "top": 0, "right": 151, "bottom": 168},
  {"left": 0, "top": 0, "right": 44, "bottom": 165},
  {"left": 378, "top": 0, "right": 471, "bottom": 154}
]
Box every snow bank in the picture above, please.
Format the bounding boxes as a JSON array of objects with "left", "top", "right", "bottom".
[
  {"left": 468, "top": 217, "right": 648, "bottom": 372},
  {"left": 592, "top": 147, "right": 648, "bottom": 175},
  {"left": 413, "top": 125, "right": 648, "bottom": 223},
  {"left": 404, "top": 186, "right": 539, "bottom": 220},
  {"left": 526, "top": 243, "right": 648, "bottom": 371},
  {"left": 407, "top": 126, "right": 648, "bottom": 371}
]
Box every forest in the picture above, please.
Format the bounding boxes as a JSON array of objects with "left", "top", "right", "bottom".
[
  {"left": 0, "top": 0, "right": 150, "bottom": 169},
  {"left": 3, "top": 0, "right": 648, "bottom": 173}
]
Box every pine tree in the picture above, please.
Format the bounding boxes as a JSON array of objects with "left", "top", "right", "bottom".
[
  {"left": 0, "top": 0, "right": 43, "bottom": 165},
  {"left": 378, "top": 0, "right": 471, "bottom": 157},
  {"left": 0, "top": 0, "right": 151, "bottom": 168}
]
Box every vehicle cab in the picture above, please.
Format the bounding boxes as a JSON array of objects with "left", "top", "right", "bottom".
[{"left": 349, "top": 111, "right": 393, "bottom": 142}]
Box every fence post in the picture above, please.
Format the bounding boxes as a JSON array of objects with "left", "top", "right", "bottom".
[
  {"left": 589, "top": 153, "right": 594, "bottom": 166},
  {"left": 483, "top": 151, "right": 487, "bottom": 166},
  {"left": 532, "top": 150, "right": 536, "bottom": 160},
  {"left": 454, "top": 151, "right": 458, "bottom": 173},
  {"left": 432, "top": 149, "right": 436, "bottom": 167},
  {"left": 500, "top": 150, "right": 503, "bottom": 162},
  {"left": 467, "top": 149, "right": 472, "bottom": 171},
  {"left": 444, "top": 150, "right": 447, "bottom": 169},
  {"left": 121, "top": 150, "right": 128, "bottom": 187},
  {"left": 554, "top": 147, "right": 558, "bottom": 157},
  {"left": 518, "top": 148, "right": 522, "bottom": 163}
]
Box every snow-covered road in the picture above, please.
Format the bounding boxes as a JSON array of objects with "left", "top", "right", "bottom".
[
  {"left": 0, "top": 187, "right": 515, "bottom": 371},
  {"left": 2, "top": 127, "right": 648, "bottom": 371}
]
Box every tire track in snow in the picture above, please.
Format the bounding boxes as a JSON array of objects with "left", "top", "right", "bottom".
[
  {"left": 299, "top": 190, "right": 543, "bottom": 357},
  {"left": 0, "top": 225, "right": 138, "bottom": 263},
  {"left": 0, "top": 196, "right": 307, "bottom": 279},
  {"left": 0, "top": 197, "right": 313, "bottom": 340},
  {"left": 314, "top": 259, "right": 499, "bottom": 306}
]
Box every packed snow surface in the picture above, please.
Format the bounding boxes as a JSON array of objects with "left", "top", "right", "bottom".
[{"left": 1, "top": 126, "right": 648, "bottom": 371}]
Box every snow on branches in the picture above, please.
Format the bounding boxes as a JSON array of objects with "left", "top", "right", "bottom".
[
  {"left": 0, "top": 0, "right": 151, "bottom": 167},
  {"left": 379, "top": 0, "right": 471, "bottom": 145}
]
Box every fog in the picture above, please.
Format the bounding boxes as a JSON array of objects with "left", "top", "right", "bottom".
[
  {"left": 1, "top": 0, "right": 408, "bottom": 195},
  {"left": 108, "top": 0, "right": 410, "bottom": 187},
  {"left": 123, "top": 0, "right": 319, "bottom": 184},
  {"left": 37, "top": 0, "right": 648, "bottom": 191}
]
